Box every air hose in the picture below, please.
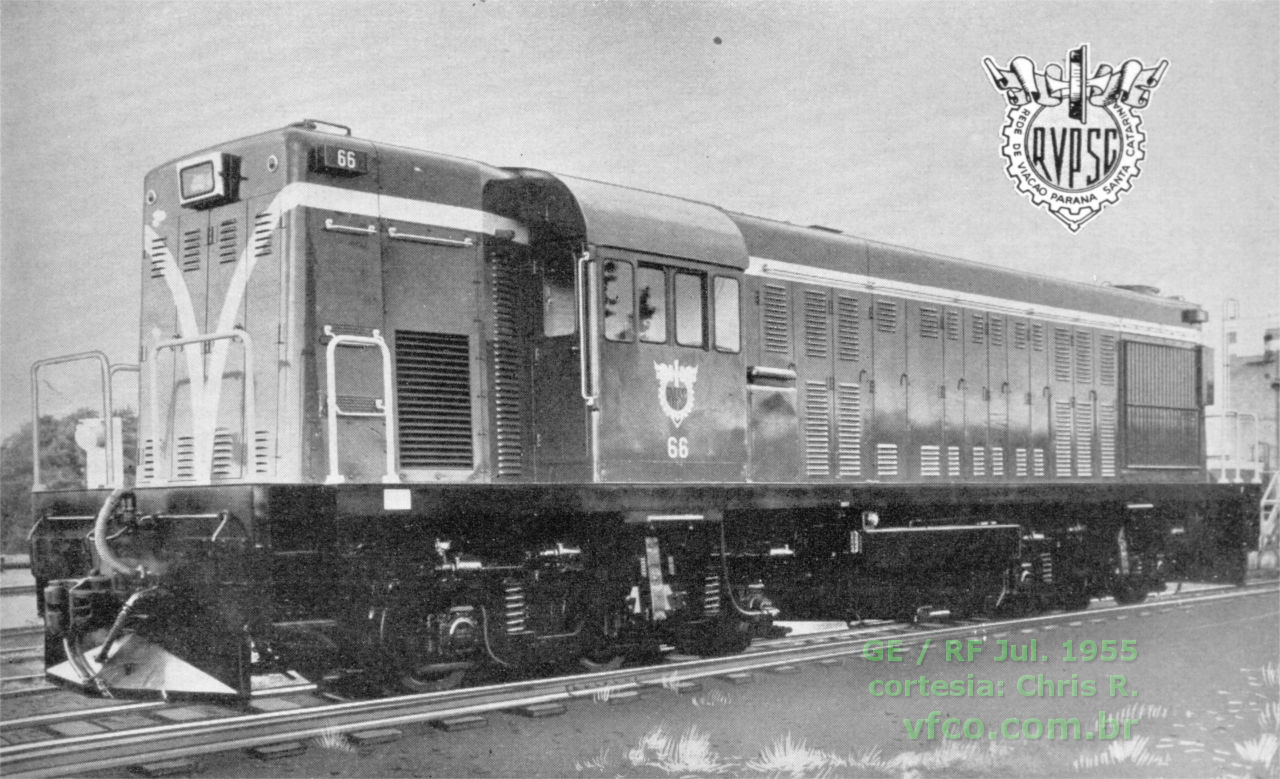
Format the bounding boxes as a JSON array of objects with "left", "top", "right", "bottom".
[{"left": 93, "top": 485, "right": 137, "bottom": 578}]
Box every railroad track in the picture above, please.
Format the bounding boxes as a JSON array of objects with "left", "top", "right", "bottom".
[{"left": 2, "top": 580, "right": 1274, "bottom": 777}]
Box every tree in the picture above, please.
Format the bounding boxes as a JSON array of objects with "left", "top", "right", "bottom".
[{"left": 0, "top": 409, "right": 137, "bottom": 552}]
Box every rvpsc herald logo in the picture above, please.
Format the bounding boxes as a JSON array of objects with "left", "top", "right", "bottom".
[
  {"left": 653, "top": 360, "right": 698, "bottom": 428},
  {"left": 983, "top": 45, "right": 1168, "bottom": 232}
]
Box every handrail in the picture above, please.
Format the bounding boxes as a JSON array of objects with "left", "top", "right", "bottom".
[
  {"left": 1206, "top": 411, "right": 1264, "bottom": 483},
  {"left": 150, "top": 330, "right": 255, "bottom": 484},
  {"left": 323, "top": 326, "right": 399, "bottom": 485},
  {"left": 30, "top": 352, "right": 115, "bottom": 490}
]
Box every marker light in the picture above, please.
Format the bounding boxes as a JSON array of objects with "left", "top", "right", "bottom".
[{"left": 176, "top": 152, "right": 240, "bottom": 208}]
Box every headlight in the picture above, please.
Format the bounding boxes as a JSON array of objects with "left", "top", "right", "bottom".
[{"left": 175, "top": 152, "right": 240, "bottom": 208}]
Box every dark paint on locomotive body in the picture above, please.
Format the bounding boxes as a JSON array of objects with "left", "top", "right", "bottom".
[{"left": 28, "top": 123, "right": 1254, "bottom": 699}]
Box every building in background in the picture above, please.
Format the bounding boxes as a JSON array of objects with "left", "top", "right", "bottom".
[{"left": 1208, "top": 312, "right": 1280, "bottom": 482}]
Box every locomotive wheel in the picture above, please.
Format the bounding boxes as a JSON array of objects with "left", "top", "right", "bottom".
[
  {"left": 399, "top": 663, "right": 471, "bottom": 693},
  {"left": 579, "top": 653, "right": 625, "bottom": 672},
  {"left": 1058, "top": 575, "right": 1092, "bottom": 611},
  {"left": 1109, "top": 576, "right": 1148, "bottom": 605}
]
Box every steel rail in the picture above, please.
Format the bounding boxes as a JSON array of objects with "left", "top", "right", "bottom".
[{"left": 4, "top": 581, "right": 1275, "bottom": 777}]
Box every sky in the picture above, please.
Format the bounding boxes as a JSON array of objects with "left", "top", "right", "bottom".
[{"left": 2, "top": 0, "right": 1277, "bottom": 435}]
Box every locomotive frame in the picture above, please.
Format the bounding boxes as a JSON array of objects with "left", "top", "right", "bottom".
[{"left": 28, "top": 121, "right": 1254, "bottom": 700}]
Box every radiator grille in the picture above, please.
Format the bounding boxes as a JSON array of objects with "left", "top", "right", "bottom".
[{"left": 395, "top": 331, "right": 473, "bottom": 469}]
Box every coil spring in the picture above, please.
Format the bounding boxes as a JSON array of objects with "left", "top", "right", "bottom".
[
  {"left": 703, "top": 573, "right": 722, "bottom": 617},
  {"left": 503, "top": 580, "right": 527, "bottom": 634}
]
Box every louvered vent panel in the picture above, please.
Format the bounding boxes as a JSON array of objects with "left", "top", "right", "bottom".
[
  {"left": 972, "top": 446, "right": 986, "bottom": 477},
  {"left": 252, "top": 429, "right": 272, "bottom": 475},
  {"left": 252, "top": 212, "right": 274, "bottom": 258},
  {"left": 217, "top": 219, "right": 239, "bottom": 263},
  {"left": 1099, "top": 334, "right": 1117, "bottom": 386},
  {"left": 181, "top": 228, "right": 202, "bottom": 272},
  {"left": 1014, "top": 321, "right": 1029, "bottom": 350},
  {"left": 836, "top": 296, "right": 860, "bottom": 361},
  {"left": 1075, "top": 330, "right": 1093, "bottom": 384},
  {"left": 763, "top": 284, "right": 790, "bottom": 354},
  {"left": 1015, "top": 447, "right": 1029, "bottom": 477},
  {"left": 1031, "top": 322, "right": 1046, "bottom": 351},
  {"left": 991, "top": 447, "right": 1005, "bottom": 477},
  {"left": 1053, "top": 328, "right": 1073, "bottom": 381},
  {"left": 1098, "top": 404, "right": 1116, "bottom": 477},
  {"left": 1032, "top": 448, "right": 1046, "bottom": 477},
  {"left": 989, "top": 316, "right": 1005, "bottom": 348},
  {"left": 174, "top": 436, "right": 195, "bottom": 481},
  {"left": 835, "top": 383, "right": 862, "bottom": 477},
  {"left": 140, "top": 438, "right": 157, "bottom": 482},
  {"left": 945, "top": 310, "right": 961, "bottom": 341},
  {"left": 920, "top": 307, "right": 941, "bottom": 339},
  {"left": 489, "top": 251, "right": 526, "bottom": 478},
  {"left": 803, "top": 290, "right": 829, "bottom": 358},
  {"left": 1075, "top": 400, "right": 1093, "bottom": 476},
  {"left": 395, "top": 331, "right": 474, "bottom": 469},
  {"left": 874, "top": 299, "right": 898, "bottom": 333},
  {"left": 876, "top": 443, "right": 899, "bottom": 477},
  {"left": 920, "top": 445, "right": 941, "bottom": 476},
  {"left": 211, "top": 428, "right": 237, "bottom": 479},
  {"left": 803, "top": 381, "right": 831, "bottom": 477},
  {"left": 947, "top": 445, "right": 961, "bottom": 476},
  {"left": 1053, "top": 401, "right": 1073, "bottom": 476},
  {"left": 148, "top": 238, "right": 168, "bottom": 278},
  {"left": 971, "top": 313, "right": 987, "bottom": 344}
]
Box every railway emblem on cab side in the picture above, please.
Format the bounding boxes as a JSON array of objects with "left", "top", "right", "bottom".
[
  {"left": 653, "top": 360, "right": 699, "bottom": 428},
  {"left": 983, "top": 45, "right": 1168, "bottom": 232}
]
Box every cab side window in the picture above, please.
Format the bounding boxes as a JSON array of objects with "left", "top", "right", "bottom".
[
  {"left": 674, "top": 271, "right": 706, "bottom": 348},
  {"left": 543, "top": 249, "right": 578, "bottom": 337},
  {"left": 637, "top": 265, "right": 667, "bottom": 343},
  {"left": 713, "top": 276, "right": 740, "bottom": 353},
  {"left": 602, "top": 260, "right": 635, "bottom": 342}
]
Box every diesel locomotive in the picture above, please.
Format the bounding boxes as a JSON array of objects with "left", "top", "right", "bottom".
[{"left": 28, "top": 121, "right": 1252, "bottom": 699}]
